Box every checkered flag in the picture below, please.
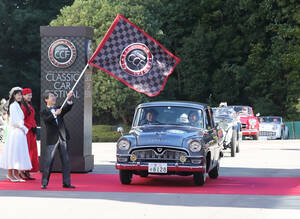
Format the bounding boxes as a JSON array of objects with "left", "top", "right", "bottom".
[{"left": 88, "top": 14, "right": 180, "bottom": 97}]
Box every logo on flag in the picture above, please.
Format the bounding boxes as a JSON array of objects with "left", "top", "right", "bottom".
[
  {"left": 88, "top": 14, "right": 180, "bottom": 97},
  {"left": 120, "top": 43, "right": 153, "bottom": 76}
]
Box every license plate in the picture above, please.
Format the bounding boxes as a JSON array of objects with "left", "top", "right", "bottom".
[{"left": 148, "top": 163, "right": 167, "bottom": 173}]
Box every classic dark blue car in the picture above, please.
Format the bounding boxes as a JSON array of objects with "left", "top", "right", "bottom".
[{"left": 115, "top": 101, "right": 223, "bottom": 186}]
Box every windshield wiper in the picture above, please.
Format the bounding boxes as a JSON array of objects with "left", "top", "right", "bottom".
[{"left": 160, "top": 123, "right": 185, "bottom": 126}]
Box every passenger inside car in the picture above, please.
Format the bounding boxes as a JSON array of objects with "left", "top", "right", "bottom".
[{"left": 188, "top": 111, "right": 203, "bottom": 128}]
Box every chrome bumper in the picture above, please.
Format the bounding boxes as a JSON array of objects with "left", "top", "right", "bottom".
[{"left": 116, "top": 163, "right": 205, "bottom": 172}]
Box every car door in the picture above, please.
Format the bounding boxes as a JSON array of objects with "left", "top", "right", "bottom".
[{"left": 205, "top": 107, "right": 219, "bottom": 170}]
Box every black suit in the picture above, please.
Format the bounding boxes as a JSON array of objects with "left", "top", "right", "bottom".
[{"left": 41, "top": 102, "right": 73, "bottom": 187}]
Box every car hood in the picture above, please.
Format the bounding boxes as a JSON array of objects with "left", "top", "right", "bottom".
[
  {"left": 239, "top": 116, "right": 255, "bottom": 123},
  {"left": 259, "top": 123, "right": 279, "bottom": 131},
  {"left": 131, "top": 126, "right": 203, "bottom": 147}
]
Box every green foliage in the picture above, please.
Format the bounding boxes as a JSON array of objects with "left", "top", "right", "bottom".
[
  {"left": 245, "top": 0, "right": 300, "bottom": 119},
  {"left": 50, "top": 0, "right": 166, "bottom": 125},
  {"left": 1, "top": 0, "right": 299, "bottom": 124},
  {"left": 92, "top": 124, "right": 130, "bottom": 142},
  {"left": 0, "top": 0, "right": 74, "bottom": 122}
]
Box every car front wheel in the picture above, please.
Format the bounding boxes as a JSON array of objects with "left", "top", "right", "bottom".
[
  {"left": 140, "top": 171, "right": 148, "bottom": 178},
  {"left": 119, "top": 170, "right": 132, "bottom": 185},
  {"left": 208, "top": 163, "right": 219, "bottom": 179},
  {"left": 231, "top": 130, "right": 237, "bottom": 157},
  {"left": 193, "top": 172, "right": 206, "bottom": 186}
]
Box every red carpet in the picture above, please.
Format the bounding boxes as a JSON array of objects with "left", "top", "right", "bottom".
[{"left": 0, "top": 173, "right": 300, "bottom": 196}]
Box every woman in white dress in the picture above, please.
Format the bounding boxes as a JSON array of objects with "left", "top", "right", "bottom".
[{"left": 0, "top": 89, "right": 32, "bottom": 182}]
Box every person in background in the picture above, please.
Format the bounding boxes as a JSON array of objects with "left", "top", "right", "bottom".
[
  {"left": 20, "top": 88, "right": 39, "bottom": 180},
  {"left": 9, "top": 87, "right": 22, "bottom": 100},
  {"left": 0, "top": 88, "right": 32, "bottom": 182},
  {"left": 0, "top": 111, "right": 8, "bottom": 143}
]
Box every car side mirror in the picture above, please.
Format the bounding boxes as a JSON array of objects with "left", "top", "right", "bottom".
[
  {"left": 117, "top": 127, "right": 124, "bottom": 136},
  {"left": 256, "top": 113, "right": 260, "bottom": 117}
]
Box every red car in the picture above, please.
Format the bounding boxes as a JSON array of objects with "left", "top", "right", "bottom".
[{"left": 228, "top": 106, "right": 260, "bottom": 140}]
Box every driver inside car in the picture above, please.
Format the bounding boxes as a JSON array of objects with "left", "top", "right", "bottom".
[
  {"left": 140, "top": 110, "right": 158, "bottom": 125},
  {"left": 260, "top": 118, "right": 264, "bottom": 123}
]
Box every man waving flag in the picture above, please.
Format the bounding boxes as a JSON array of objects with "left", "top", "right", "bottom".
[{"left": 88, "top": 14, "right": 180, "bottom": 97}]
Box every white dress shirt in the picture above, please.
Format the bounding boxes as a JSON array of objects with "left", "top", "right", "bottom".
[{"left": 49, "top": 101, "right": 72, "bottom": 124}]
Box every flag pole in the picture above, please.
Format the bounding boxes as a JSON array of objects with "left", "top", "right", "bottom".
[{"left": 60, "top": 63, "right": 90, "bottom": 110}]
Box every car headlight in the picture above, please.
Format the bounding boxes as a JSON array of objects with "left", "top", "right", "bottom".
[
  {"left": 117, "top": 139, "right": 130, "bottom": 150},
  {"left": 189, "top": 140, "right": 202, "bottom": 152},
  {"left": 272, "top": 125, "right": 278, "bottom": 131},
  {"left": 249, "top": 119, "right": 257, "bottom": 127}
]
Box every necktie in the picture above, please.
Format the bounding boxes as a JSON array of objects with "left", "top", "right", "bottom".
[{"left": 49, "top": 107, "right": 58, "bottom": 124}]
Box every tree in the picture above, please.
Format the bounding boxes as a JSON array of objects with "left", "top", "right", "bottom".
[
  {"left": 246, "top": 0, "right": 300, "bottom": 119},
  {"left": 11, "top": 0, "right": 297, "bottom": 124},
  {"left": 0, "top": 0, "right": 74, "bottom": 121},
  {"left": 50, "top": 0, "right": 166, "bottom": 125}
]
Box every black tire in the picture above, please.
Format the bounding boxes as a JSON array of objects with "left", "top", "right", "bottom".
[
  {"left": 119, "top": 170, "right": 132, "bottom": 185},
  {"left": 193, "top": 172, "right": 206, "bottom": 186},
  {"left": 236, "top": 143, "right": 240, "bottom": 153},
  {"left": 252, "top": 134, "right": 258, "bottom": 140},
  {"left": 236, "top": 132, "right": 240, "bottom": 153},
  {"left": 208, "top": 163, "right": 219, "bottom": 179},
  {"left": 140, "top": 171, "right": 148, "bottom": 178},
  {"left": 231, "top": 130, "right": 237, "bottom": 157}
]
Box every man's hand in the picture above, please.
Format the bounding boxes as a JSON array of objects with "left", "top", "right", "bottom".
[
  {"left": 55, "top": 109, "right": 62, "bottom": 115},
  {"left": 67, "top": 91, "right": 73, "bottom": 101}
]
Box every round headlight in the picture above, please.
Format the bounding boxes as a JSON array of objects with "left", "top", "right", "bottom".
[
  {"left": 189, "top": 140, "right": 202, "bottom": 152},
  {"left": 118, "top": 139, "right": 130, "bottom": 150},
  {"left": 249, "top": 119, "right": 257, "bottom": 126}
]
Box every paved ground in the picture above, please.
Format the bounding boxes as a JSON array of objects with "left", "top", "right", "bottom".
[{"left": 0, "top": 140, "right": 300, "bottom": 218}]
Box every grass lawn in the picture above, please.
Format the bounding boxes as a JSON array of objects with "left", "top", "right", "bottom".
[{"left": 92, "top": 125, "right": 131, "bottom": 142}]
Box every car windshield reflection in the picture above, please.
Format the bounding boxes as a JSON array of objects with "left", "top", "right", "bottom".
[
  {"left": 134, "top": 106, "right": 204, "bottom": 128},
  {"left": 212, "top": 108, "right": 235, "bottom": 119},
  {"left": 229, "top": 106, "right": 252, "bottom": 116},
  {"left": 259, "top": 117, "right": 282, "bottom": 123}
]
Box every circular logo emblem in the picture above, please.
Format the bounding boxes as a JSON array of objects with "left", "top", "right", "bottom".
[
  {"left": 48, "top": 39, "right": 77, "bottom": 68},
  {"left": 120, "top": 43, "right": 153, "bottom": 76}
]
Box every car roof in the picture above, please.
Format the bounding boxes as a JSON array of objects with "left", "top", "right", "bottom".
[
  {"left": 259, "top": 116, "right": 282, "bottom": 119},
  {"left": 228, "top": 105, "right": 251, "bottom": 108},
  {"left": 137, "top": 101, "right": 208, "bottom": 109},
  {"left": 212, "top": 107, "right": 234, "bottom": 110}
]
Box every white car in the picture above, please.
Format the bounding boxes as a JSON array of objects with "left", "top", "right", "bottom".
[
  {"left": 259, "top": 116, "right": 289, "bottom": 140},
  {"left": 212, "top": 107, "right": 241, "bottom": 157}
]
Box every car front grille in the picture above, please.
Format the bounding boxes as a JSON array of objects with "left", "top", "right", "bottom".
[
  {"left": 241, "top": 123, "right": 247, "bottom": 129},
  {"left": 259, "top": 131, "right": 276, "bottom": 136},
  {"left": 131, "top": 148, "right": 188, "bottom": 163}
]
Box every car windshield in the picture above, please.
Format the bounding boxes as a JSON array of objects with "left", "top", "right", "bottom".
[
  {"left": 212, "top": 107, "right": 235, "bottom": 119},
  {"left": 259, "top": 117, "right": 282, "bottom": 123},
  {"left": 229, "top": 106, "right": 253, "bottom": 116},
  {"left": 134, "top": 106, "right": 204, "bottom": 128}
]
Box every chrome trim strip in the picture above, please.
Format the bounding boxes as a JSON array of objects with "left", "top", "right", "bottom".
[{"left": 129, "top": 146, "right": 190, "bottom": 155}]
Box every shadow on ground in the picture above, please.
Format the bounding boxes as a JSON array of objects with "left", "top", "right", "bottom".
[{"left": 0, "top": 190, "right": 300, "bottom": 210}]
